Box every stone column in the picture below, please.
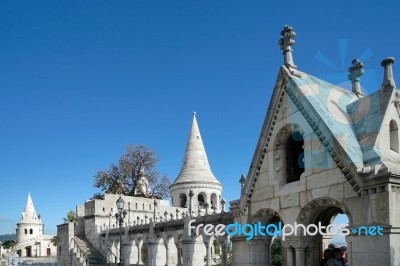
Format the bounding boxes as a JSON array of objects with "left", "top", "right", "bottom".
[
  {"left": 182, "top": 215, "right": 206, "bottom": 266},
  {"left": 205, "top": 242, "right": 212, "bottom": 266},
  {"left": 175, "top": 243, "right": 183, "bottom": 266},
  {"left": 295, "top": 248, "right": 306, "bottom": 266},
  {"left": 137, "top": 241, "right": 143, "bottom": 265},
  {"left": 165, "top": 244, "right": 169, "bottom": 266},
  {"left": 123, "top": 243, "right": 134, "bottom": 266},
  {"left": 218, "top": 235, "right": 230, "bottom": 266},
  {"left": 265, "top": 237, "right": 272, "bottom": 266},
  {"left": 282, "top": 241, "right": 294, "bottom": 266}
]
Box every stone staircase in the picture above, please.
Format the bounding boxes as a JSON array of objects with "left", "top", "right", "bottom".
[{"left": 71, "top": 236, "right": 107, "bottom": 266}]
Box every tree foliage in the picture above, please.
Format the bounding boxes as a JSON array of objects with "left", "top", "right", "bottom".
[
  {"left": 271, "top": 237, "right": 283, "bottom": 266},
  {"left": 63, "top": 210, "right": 77, "bottom": 224},
  {"left": 50, "top": 236, "right": 58, "bottom": 247},
  {"left": 93, "top": 145, "right": 171, "bottom": 199},
  {"left": 1, "top": 240, "right": 16, "bottom": 249}
]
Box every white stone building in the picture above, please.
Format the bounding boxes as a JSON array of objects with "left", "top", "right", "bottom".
[
  {"left": 57, "top": 25, "right": 400, "bottom": 266},
  {"left": 230, "top": 25, "right": 400, "bottom": 266},
  {"left": 57, "top": 113, "right": 230, "bottom": 266},
  {"left": 13, "top": 193, "right": 57, "bottom": 258}
]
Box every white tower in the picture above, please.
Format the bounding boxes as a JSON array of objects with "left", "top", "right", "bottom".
[
  {"left": 170, "top": 113, "right": 223, "bottom": 212},
  {"left": 16, "top": 193, "right": 43, "bottom": 243}
]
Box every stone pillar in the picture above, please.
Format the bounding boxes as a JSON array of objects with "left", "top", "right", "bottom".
[
  {"left": 137, "top": 241, "right": 143, "bottom": 265},
  {"left": 265, "top": 237, "right": 272, "bottom": 266},
  {"left": 182, "top": 215, "right": 206, "bottom": 266},
  {"left": 124, "top": 243, "right": 137, "bottom": 265},
  {"left": 295, "top": 248, "right": 305, "bottom": 266},
  {"left": 165, "top": 244, "right": 170, "bottom": 266},
  {"left": 175, "top": 243, "right": 182, "bottom": 266},
  {"left": 205, "top": 242, "right": 212, "bottom": 266},
  {"left": 218, "top": 235, "right": 230, "bottom": 266},
  {"left": 282, "top": 241, "right": 294, "bottom": 266}
]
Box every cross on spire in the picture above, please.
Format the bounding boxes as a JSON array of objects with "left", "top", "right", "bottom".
[{"left": 278, "top": 25, "right": 297, "bottom": 69}]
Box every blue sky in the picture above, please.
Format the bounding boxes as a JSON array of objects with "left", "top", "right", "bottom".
[{"left": 0, "top": 0, "right": 399, "bottom": 235}]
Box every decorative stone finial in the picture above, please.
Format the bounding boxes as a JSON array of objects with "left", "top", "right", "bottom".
[
  {"left": 381, "top": 57, "right": 396, "bottom": 90},
  {"left": 348, "top": 59, "right": 365, "bottom": 98},
  {"left": 278, "top": 25, "right": 297, "bottom": 69}
]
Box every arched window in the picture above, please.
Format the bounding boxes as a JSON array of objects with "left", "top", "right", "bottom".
[
  {"left": 285, "top": 131, "right": 304, "bottom": 183},
  {"left": 30, "top": 229, "right": 33, "bottom": 234},
  {"left": 390, "top": 120, "right": 399, "bottom": 152},
  {"left": 198, "top": 194, "right": 205, "bottom": 208},
  {"left": 24, "top": 228, "right": 27, "bottom": 234},
  {"left": 211, "top": 193, "right": 218, "bottom": 209},
  {"left": 179, "top": 194, "right": 187, "bottom": 208}
]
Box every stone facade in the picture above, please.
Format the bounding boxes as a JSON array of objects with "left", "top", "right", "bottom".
[{"left": 230, "top": 26, "right": 400, "bottom": 266}]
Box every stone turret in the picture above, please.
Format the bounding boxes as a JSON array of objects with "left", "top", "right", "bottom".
[
  {"left": 16, "top": 193, "right": 43, "bottom": 243},
  {"left": 169, "top": 113, "right": 223, "bottom": 212}
]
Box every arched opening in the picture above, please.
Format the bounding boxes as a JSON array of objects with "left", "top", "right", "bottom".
[
  {"left": 30, "top": 229, "right": 33, "bottom": 234},
  {"left": 297, "top": 199, "right": 351, "bottom": 266},
  {"left": 198, "top": 193, "right": 205, "bottom": 208},
  {"left": 25, "top": 246, "right": 32, "bottom": 257},
  {"left": 245, "top": 209, "right": 283, "bottom": 266},
  {"left": 210, "top": 193, "right": 218, "bottom": 210},
  {"left": 390, "top": 120, "right": 399, "bottom": 152},
  {"left": 179, "top": 194, "right": 187, "bottom": 208},
  {"left": 24, "top": 228, "right": 27, "bottom": 234},
  {"left": 141, "top": 243, "right": 148, "bottom": 264},
  {"left": 285, "top": 131, "right": 304, "bottom": 183}
]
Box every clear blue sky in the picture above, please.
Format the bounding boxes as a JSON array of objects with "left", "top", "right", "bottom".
[{"left": 0, "top": 0, "right": 399, "bottom": 235}]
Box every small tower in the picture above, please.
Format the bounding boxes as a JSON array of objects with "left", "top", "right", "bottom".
[
  {"left": 170, "top": 113, "right": 223, "bottom": 212},
  {"left": 16, "top": 193, "right": 43, "bottom": 243}
]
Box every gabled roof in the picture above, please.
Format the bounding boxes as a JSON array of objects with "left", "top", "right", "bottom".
[
  {"left": 238, "top": 65, "right": 374, "bottom": 210},
  {"left": 170, "top": 113, "right": 222, "bottom": 187}
]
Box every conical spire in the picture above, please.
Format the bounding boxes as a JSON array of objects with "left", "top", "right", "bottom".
[
  {"left": 172, "top": 112, "right": 221, "bottom": 185},
  {"left": 20, "top": 193, "right": 39, "bottom": 223}
]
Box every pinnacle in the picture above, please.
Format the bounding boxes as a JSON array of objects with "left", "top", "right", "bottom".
[{"left": 171, "top": 114, "right": 221, "bottom": 186}]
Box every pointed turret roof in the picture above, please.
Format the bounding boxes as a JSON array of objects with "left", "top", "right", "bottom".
[
  {"left": 171, "top": 112, "right": 221, "bottom": 186},
  {"left": 19, "top": 193, "right": 41, "bottom": 224}
]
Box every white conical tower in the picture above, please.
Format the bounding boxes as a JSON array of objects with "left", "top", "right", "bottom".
[
  {"left": 170, "top": 113, "right": 223, "bottom": 211},
  {"left": 16, "top": 193, "right": 43, "bottom": 243}
]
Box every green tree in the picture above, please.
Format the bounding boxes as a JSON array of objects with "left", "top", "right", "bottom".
[
  {"left": 271, "top": 237, "right": 283, "bottom": 266},
  {"left": 63, "top": 210, "right": 77, "bottom": 224},
  {"left": 1, "top": 240, "right": 16, "bottom": 249},
  {"left": 93, "top": 145, "right": 171, "bottom": 199},
  {"left": 50, "top": 236, "right": 58, "bottom": 246}
]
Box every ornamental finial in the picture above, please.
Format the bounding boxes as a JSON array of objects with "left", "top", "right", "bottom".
[
  {"left": 348, "top": 59, "right": 365, "bottom": 98},
  {"left": 381, "top": 57, "right": 396, "bottom": 90},
  {"left": 278, "top": 25, "right": 297, "bottom": 69}
]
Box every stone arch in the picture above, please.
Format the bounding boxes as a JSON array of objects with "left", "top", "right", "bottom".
[
  {"left": 297, "top": 197, "right": 352, "bottom": 226},
  {"left": 296, "top": 197, "right": 352, "bottom": 266},
  {"left": 248, "top": 208, "right": 282, "bottom": 266},
  {"left": 251, "top": 208, "right": 283, "bottom": 225},
  {"left": 274, "top": 123, "right": 305, "bottom": 185}
]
